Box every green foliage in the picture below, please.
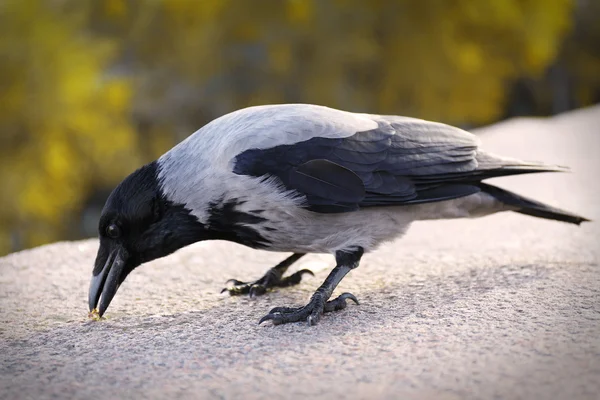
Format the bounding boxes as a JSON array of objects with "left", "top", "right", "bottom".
[{"left": 1, "top": 0, "right": 595, "bottom": 255}]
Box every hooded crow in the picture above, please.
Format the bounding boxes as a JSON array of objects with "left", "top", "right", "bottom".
[{"left": 89, "top": 104, "right": 589, "bottom": 326}]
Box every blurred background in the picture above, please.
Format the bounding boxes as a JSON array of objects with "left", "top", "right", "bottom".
[{"left": 0, "top": 0, "right": 599, "bottom": 256}]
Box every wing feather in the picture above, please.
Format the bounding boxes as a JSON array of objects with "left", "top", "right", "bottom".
[{"left": 233, "top": 112, "right": 558, "bottom": 213}]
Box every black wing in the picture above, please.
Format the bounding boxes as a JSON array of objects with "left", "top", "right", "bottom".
[{"left": 233, "top": 118, "right": 562, "bottom": 213}]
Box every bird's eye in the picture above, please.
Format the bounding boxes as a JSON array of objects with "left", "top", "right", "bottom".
[{"left": 106, "top": 224, "right": 121, "bottom": 239}]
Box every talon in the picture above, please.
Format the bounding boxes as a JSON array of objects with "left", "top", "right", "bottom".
[
  {"left": 249, "top": 284, "right": 267, "bottom": 298},
  {"left": 307, "top": 312, "right": 320, "bottom": 326},
  {"left": 259, "top": 313, "right": 282, "bottom": 325},
  {"left": 225, "top": 285, "right": 252, "bottom": 296},
  {"left": 225, "top": 279, "right": 246, "bottom": 286},
  {"left": 338, "top": 292, "right": 359, "bottom": 305},
  {"left": 277, "top": 268, "right": 314, "bottom": 287}
]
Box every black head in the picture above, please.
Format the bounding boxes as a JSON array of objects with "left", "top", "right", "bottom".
[{"left": 88, "top": 161, "right": 206, "bottom": 317}]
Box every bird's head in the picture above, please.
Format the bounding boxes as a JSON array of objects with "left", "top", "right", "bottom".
[{"left": 88, "top": 161, "right": 206, "bottom": 317}]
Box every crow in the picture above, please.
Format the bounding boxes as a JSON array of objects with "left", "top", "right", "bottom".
[{"left": 88, "top": 104, "right": 589, "bottom": 326}]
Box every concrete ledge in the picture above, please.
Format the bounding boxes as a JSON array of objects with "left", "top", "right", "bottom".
[{"left": 1, "top": 106, "right": 599, "bottom": 399}]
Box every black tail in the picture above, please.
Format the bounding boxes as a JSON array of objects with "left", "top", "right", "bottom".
[{"left": 479, "top": 183, "right": 590, "bottom": 225}]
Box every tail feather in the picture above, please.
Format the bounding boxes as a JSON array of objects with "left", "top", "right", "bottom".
[
  {"left": 413, "top": 154, "right": 570, "bottom": 185},
  {"left": 479, "top": 183, "right": 590, "bottom": 226},
  {"left": 475, "top": 151, "right": 571, "bottom": 179}
]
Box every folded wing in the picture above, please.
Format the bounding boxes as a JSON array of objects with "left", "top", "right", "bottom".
[{"left": 233, "top": 116, "right": 566, "bottom": 213}]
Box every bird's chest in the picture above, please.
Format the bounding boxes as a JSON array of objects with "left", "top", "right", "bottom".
[{"left": 247, "top": 206, "right": 414, "bottom": 254}]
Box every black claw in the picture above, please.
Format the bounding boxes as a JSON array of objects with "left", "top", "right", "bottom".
[
  {"left": 258, "top": 313, "right": 275, "bottom": 325},
  {"left": 277, "top": 269, "right": 315, "bottom": 287},
  {"left": 248, "top": 284, "right": 267, "bottom": 298},
  {"left": 222, "top": 283, "right": 252, "bottom": 296},
  {"left": 323, "top": 292, "right": 360, "bottom": 313},
  {"left": 225, "top": 279, "right": 247, "bottom": 286},
  {"left": 338, "top": 292, "right": 359, "bottom": 305},
  {"left": 308, "top": 308, "right": 321, "bottom": 326},
  {"left": 259, "top": 312, "right": 289, "bottom": 326}
]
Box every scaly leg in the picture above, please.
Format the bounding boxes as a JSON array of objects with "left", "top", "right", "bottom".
[
  {"left": 259, "top": 247, "right": 363, "bottom": 326},
  {"left": 222, "top": 253, "right": 312, "bottom": 297}
]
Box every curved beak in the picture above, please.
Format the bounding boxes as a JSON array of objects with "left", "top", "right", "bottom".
[{"left": 88, "top": 248, "right": 126, "bottom": 317}]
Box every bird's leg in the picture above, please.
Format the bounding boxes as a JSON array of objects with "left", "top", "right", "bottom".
[
  {"left": 259, "top": 247, "right": 363, "bottom": 326},
  {"left": 222, "top": 253, "right": 312, "bottom": 297}
]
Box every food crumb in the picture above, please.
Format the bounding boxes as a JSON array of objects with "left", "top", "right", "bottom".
[{"left": 87, "top": 308, "right": 103, "bottom": 321}]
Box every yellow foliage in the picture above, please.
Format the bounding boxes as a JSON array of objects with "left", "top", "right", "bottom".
[
  {"left": 104, "top": 0, "right": 127, "bottom": 18},
  {"left": 0, "top": 0, "right": 141, "bottom": 253},
  {"left": 286, "top": 0, "right": 313, "bottom": 25}
]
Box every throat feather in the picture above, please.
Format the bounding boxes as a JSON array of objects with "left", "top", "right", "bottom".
[{"left": 206, "top": 198, "right": 271, "bottom": 248}]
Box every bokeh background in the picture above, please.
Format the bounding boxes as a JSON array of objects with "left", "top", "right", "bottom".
[{"left": 1, "top": 0, "right": 599, "bottom": 256}]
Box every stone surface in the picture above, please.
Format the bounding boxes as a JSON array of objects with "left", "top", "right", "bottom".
[{"left": 1, "top": 106, "right": 599, "bottom": 400}]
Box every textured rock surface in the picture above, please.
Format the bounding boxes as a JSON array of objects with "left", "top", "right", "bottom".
[{"left": 1, "top": 106, "right": 599, "bottom": 400}]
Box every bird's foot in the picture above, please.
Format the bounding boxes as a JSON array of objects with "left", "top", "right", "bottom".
[
  {"left": 222, "top": 268, "right": 314, "bottom": 298},
  {"left": 259, "top": 292, "right": 359, "bottom": 326}
]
